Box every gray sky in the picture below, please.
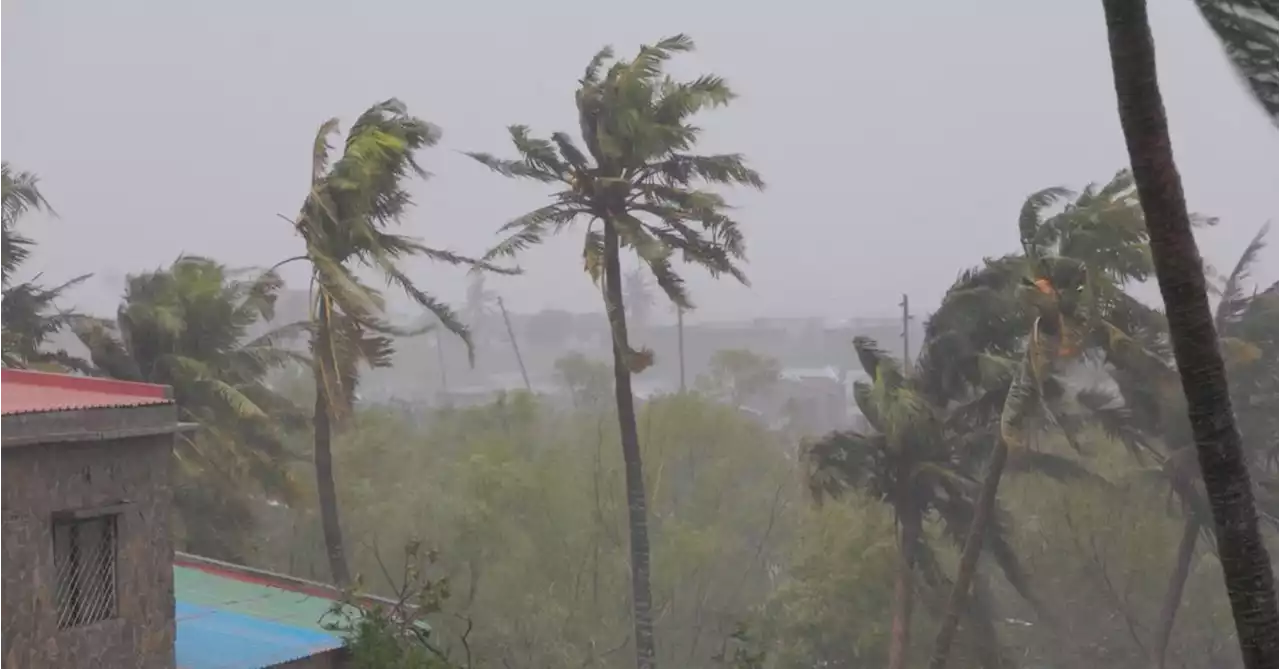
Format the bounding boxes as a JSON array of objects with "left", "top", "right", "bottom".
[{"left": 3, "top": 0, "right": 1276, "bottom": 322}]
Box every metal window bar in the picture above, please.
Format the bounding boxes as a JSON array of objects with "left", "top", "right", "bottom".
[{"left": 53, "top": 515, "right": 118, "bottom": 628}]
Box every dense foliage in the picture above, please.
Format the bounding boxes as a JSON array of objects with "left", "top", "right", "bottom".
[{"left": 3, "top": 24, "right": 1276, "bottom": 669}]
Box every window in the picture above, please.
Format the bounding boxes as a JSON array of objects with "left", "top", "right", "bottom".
[{"left": 52, "top": 514, "right": 118, "bottom": 628}]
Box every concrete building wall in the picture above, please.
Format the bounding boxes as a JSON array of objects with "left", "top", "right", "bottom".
[{"left": 2, "top": 434, "right": 176, "bottom": 669}]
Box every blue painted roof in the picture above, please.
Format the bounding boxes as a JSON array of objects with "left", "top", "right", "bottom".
[
  {"left": 174, "top": 561, "right": 345, "bottom": 669},
  {"left": 176, "top": 602, "right": 342, "bottom": 669}
]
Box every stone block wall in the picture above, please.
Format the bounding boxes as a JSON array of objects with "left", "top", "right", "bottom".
[{"left": 2, "top": 434, "right": 175, "bottom": 669}]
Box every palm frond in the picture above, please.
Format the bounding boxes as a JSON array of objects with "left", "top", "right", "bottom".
[
  {"left": 465, "top": 150, "right": 565, "bottom": 183},
  {"left": 853, "top": 336, "right": 899, "bottom": 380},
  {"left": 1018, "top": 186, "right": 1075, "bottom": 255},
  {"left": 1194, "top": 0, "right": 1279, "bottom": 122},
  {"left": 373, "top": 254, "right": 474, "bottom": 364},
  {"left": 483, "top": 205, "right": 587, "bottom": 261},
  {"left": 1215, "top": 220, "right": 1272, "bottom": 329},
  {"left": 580, "top": 45, "right": 616, "bottom": 86},
  {"left": 648, "top": 153, "right": 764, "bottom": 189},
  {"left": 802, "top": 430, "right": 891, "bottom": 502},
  {"left": 311, "top": 118, "right": 341, "bottom": 183},
  {"left": 70, "top": 316, "right": 142, "bottom": 380}
]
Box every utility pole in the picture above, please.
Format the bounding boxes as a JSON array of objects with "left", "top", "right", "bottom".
[
  {"left": 899, "top": 294, "right": 913, "bottom": 369},
  {"left": 497, "top": 297, "right": 532, "bottom": 392},
  {"left": 676, "top": 306, "right": 687, "bottom": 392}
]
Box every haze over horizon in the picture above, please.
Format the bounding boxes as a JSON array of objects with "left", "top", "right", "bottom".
[{"left": 3, "top": 0, "right": 1276, "bottom": 323}]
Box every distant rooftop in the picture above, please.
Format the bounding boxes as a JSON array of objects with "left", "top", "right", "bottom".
[
  {"left": 1, "top": 369, "right": 173, "bottom": 416},
  {"left": 781, "top": 366, "right": 843, "bottom": 382}
]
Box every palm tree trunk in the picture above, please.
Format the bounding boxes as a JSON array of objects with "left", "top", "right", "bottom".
[
  {"left": 1151, "top": 513, "right": 1200, "bottom": 669},
  {"left": 603, "top": 221, "right": 657, "bottom": 669},
  {"left": 313, "top": 342, "right": 351, "bottom": 587},
  {"left": 313, "top": 381, "right": 351, "bottom": 587},
  {"left": 929, "top": 440, "right": 1008, "bottom": 669},
  {"left": 1101, "top": 2, "right": 1278, "bottom": 667},
  {"left": 888, "top": 488, "right": 921, "bottom": 669}
]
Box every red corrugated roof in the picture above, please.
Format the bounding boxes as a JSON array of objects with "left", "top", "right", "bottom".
[{"left": 1, "top": 369, "right": 173, "bottom": 416}]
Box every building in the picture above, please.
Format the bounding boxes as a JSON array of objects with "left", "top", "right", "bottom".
[
  {"left": 2, "top": 369, "right": 189, "bottom": 668},
  {"left": 2, "top": 370, "right": 355, "bottom": 669},
  {"left": 173, "top": 554, "right": 348, "bottom": 669}
]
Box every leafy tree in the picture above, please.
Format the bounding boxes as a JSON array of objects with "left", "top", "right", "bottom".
[
  {"left": 624, "top": 267, "right": 656, "bottom": 331},
  {"left": 1, "top": 162, "right": 89, "bottom": 370},
  {"left": 72, "top": 255, "right": 306, "bottom": 559},
  {"left": 698, "top": 348, "right": 781, "bottom": 407},
  {"left": 283, "top": 99, "right": 509, "bottom": 586},
  {"left": 463, "top": 273, "right": 499, "bottom": 347},
  {"left": 322, "top": 542, "right": 458, "bottom": 669},
  {"left": 1100, "top": 2, "right": 1278, "bottom": 666},
  {"left": 555, "top": 351, "right": 614, "bottom": 410},
  {"left": 466, "top": 34, "right": 764, "bottom": 669}
]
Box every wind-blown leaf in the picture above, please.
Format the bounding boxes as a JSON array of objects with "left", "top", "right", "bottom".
[{"left": 1194, "top": 0, "right": 1279, "bottom": 122}]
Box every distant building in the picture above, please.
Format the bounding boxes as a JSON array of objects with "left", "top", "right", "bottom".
[
  {"left": 2, "top": 370, "right": 359, "bottom": 669},
  {"left": 775, "top": 368, "right": 852, "bottom": 436}
]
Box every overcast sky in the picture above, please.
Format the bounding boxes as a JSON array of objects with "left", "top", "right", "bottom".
[{"left": 3, "top": 0, "right": 1276, "bottom": 323}]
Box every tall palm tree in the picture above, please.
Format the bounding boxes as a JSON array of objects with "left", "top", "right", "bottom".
[
  {"left": 283, "top": 99, "right": 508, "bottom": 586},
  {"left": 1100, "top": 2, "right": 1278, "bottom": 666},
  {"left": 1094, "top": 224, "right": 1278, "bottom": 668},
  {"left": 466, "top": 35, "right": 764, "bottom": 669},
  {"left": 72, "top": 255, "right": 306, "bottom": 559},
  {"left": 1, "top": 162, "right": 90, "bottom": 370}
]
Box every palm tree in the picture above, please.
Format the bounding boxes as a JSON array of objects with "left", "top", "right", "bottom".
[
  {"left": 283, "top": 99, "right": 508, "bottom": 586},
  {"left": 1, "top": 162, "right": 90, "bottom": 370},
  {"left": 927, "top": 173, "right": 1166, "bottom": 668},
  {"left": 72, "top": 255, "right": 306, "bottom": 559},
  {"left": 806, "top": 336, "right": 1077, "bottom": 669},
  {"left": 1100, "top": 2, "right": 1278, "bottom": 666},
  {"left": 1093, "top": 224, "right": 1278, "bottom": 668},
  {"left": 466, "top": 35, "right": 764, "bottom": 669}
]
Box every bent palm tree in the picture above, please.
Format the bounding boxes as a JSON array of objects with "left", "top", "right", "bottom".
[
  {"left": 927, "top": 173, "right": 1163, "bottom": 668},
  {"left": 1100, "top": 2, "right": 1278, "bottom": 666},
  {"left": 467, "top": 35, "right": 764, "bottom": 669},
  {"left": 807, "top": 336, "right": 1075, "bottom": 669},
  {"left": 73, "top": 255, "right": 306, "bottom": 559},
  {"left": 285, "top": 99, "right": 509, "bottom": 586}
]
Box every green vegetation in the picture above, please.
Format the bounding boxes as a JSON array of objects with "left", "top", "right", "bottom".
[
  {"left": 71, "top": 255, "right": 307, "bottom": 560},
  {"left": 4, "top": 20, "right": 1277, "bottom": 669},
  {"left": 1100, "top": 2, "right": 1279, "bottom": 665},
  {"left": 1, "top": 162, "right": 90, "bottom": 371},
  {"left": 280, "top": 99, "right": 513, "bottom": 585}
]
